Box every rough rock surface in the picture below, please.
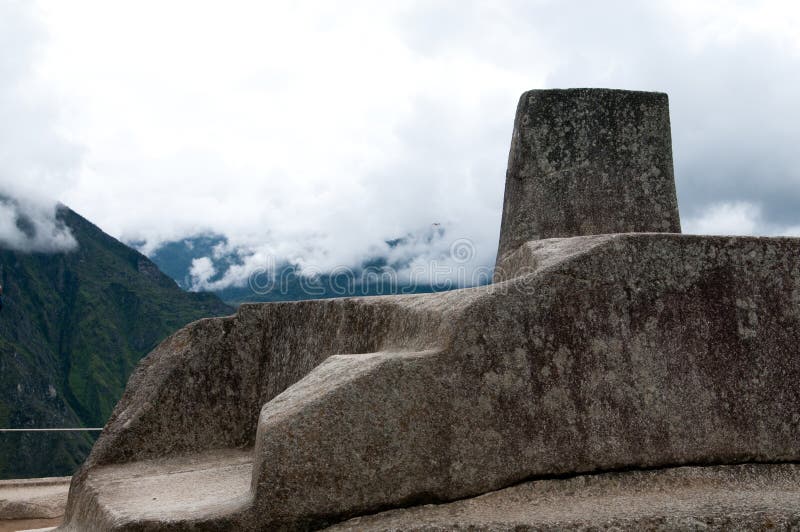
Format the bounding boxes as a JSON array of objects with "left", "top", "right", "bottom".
[
  {"left": 496, "top": 88, "right": 681, "bottom": 260},
  {"left": 65, "top": 449, "right": 251, "bottom": 530},
  {"left": 329, "top": 463, "right": 800, "bottom": 531},
  {"left": 246, "top": 234, "right": 800, "bottom": 529},
  {"left": 61, "top": 234, "right": 800, "bottom": 531},
  {"left": 0, "top": 477, "right": 70, "bottom": 520},
  {"left": 58, "top": 89, "right": 800, "bottom": 530},
  {"left": 73, "top": 295, "right": 461, "bottom": 466},
  {"left": 0, "top": 518, "right": 61, "bottom": 532}
]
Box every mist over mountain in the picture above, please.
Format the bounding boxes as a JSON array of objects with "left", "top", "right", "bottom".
[
  {"left": 0, "top": 195, "right": 77, "bottom": 253},
  {"left": 0, "top": 205, "right": 232, "bottom": 479},
  {"left": 144, "top": 225, "right": 491, "bottom": 306}
]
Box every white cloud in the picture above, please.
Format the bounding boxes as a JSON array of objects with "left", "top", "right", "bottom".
[
  {"left": 683, "top": 201, "right": 800, "bottom": 237},
  {"left": 2, "top": 1, "right": 799, "bottom": 279},
  {"left": 682, "top": 201, "right": 762, "bottom": 236},
  {"left": 0, "top": 0, "right": 81, "bottom": 253},
  {"left": 29, "top": 0, "right": 534, "bottom": 279},
  {"left": 188, "top": 257, "right": 217, "bottom": 290},
  {"left": 0, "top": 196, "right": 77, "bottom": 253}
]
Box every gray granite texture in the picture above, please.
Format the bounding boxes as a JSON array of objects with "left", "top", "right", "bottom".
[
  {"left": 0, "top": 476, "right": 70, "bottom": 520},
  {"left": 58, "top": 89, "right": 800, "bottom": 530},
  {"left": 60, "top": 234, "right": 800, "bottom": 531},
  {"left": 328, "top": 463, "right": 800, "bottom": 531},
  {"left": 496, "top": 88, "right": 681, "bottom": 261}
]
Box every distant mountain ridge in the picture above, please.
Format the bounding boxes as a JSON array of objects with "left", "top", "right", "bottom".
[
  {"left": 0, "top": 205, "right": 233, "bottom": 478},
  {"left": 146, "top": 228, "right": 459, "bottom": 306}
]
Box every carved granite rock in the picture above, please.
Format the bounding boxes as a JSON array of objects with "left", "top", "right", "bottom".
[
  {"left": 59, "top": 90, "right": 800, "bottom": 531},
  {"left": 496, "top": 88, "right": 681, "bottom": 260}
]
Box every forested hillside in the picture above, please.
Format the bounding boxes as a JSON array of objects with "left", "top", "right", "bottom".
[{"left": 0, "top": 205, "right": 232, "bottom": 478}]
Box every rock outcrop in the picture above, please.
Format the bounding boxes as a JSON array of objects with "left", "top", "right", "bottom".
[{"left": 59, "top": 89, "right": 800, "bottom": 531}]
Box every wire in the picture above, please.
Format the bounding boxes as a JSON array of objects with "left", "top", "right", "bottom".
[{"left": 0, "top": 428, "right": 103, "bottom": 432}]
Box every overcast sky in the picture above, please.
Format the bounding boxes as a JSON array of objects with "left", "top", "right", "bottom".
[{"left": 2, "top": 0, "right": 800, "bottom": 287}]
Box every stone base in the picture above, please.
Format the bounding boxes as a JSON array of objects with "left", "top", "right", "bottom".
[
  {"left": 60, "top": 449, "right": 251, "bottom": 531},
  {"left": 0, "top": 477, "right": 70, "bottom": 521},
  {"left": 330, "top": 463, "right": 800, "bottom": 531},
  {"left": 1, "top": 519, "right": 60, "bottom": 532},
  {"left": 20, "top": 462, "right": 800, "bottom": 530}
]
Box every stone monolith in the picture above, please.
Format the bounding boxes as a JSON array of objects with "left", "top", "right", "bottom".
[{"left": 496, "top": 88, "right": 681, "bottom": 262}]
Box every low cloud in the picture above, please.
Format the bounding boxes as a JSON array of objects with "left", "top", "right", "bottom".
[
  {"left": 188, "top": 256, "right": 217, "bottom": 289},
  {"left": 0, "top": 1, "right": 82, "bottom": 254},
  {"left": 0, "top": 195, "right": 76, "bottom": 253},
  {"left": 182, "top": 223, "right": 491, "bottom": 293},
  {"left": 683, "top": 201, "right": 800, "bottom": 237}
]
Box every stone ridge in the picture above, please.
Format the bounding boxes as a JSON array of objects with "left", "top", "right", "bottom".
[{"left": 496, "top": 88, "right": 681, "bottom": 261}]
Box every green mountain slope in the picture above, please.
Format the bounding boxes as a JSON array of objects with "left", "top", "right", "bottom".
[{"left": 0, "top": 205, "right": 233, "bottom": 479}]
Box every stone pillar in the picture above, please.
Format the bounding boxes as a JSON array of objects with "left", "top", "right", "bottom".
[{"left": 495, "top": 88, "right": 681, "bottom": 262}]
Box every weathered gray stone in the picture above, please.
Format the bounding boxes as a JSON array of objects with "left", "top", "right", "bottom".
[
  {"left": 60, "top": 290, "right": 483, "bottom": 530},
  {"left": 58, "top": 90, "right": 800, "bottom": 531},
  {"left": 75, "top": 296, "right": 460, "bottom": 466},
  {"left": 0, "top": 476, "right": 70, "bottom": 520},
  {"left": 247, "top": 234, "right": 800, "bottom": 529},
  {"left": 496, "top": 88, "right": 681, "bottom": 261},
  {"left": 61, "top": 234, "right": 800, "bottom": 531},
  {"left": 328, "top": 463, "right": 800, "bottom": 531}
]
